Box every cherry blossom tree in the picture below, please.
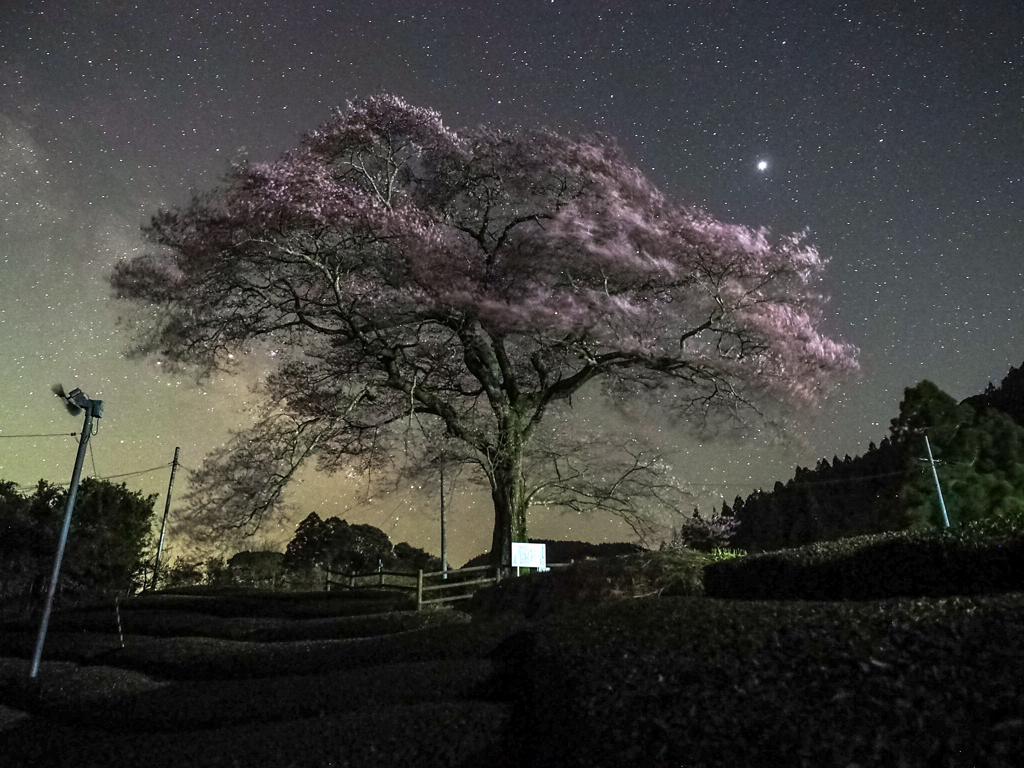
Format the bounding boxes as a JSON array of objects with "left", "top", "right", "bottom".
[{"left": 113, "top": 95, "right": 856, "bottom": 567}]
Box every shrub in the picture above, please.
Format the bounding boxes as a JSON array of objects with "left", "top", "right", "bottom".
[
  {"left": 706, "top": 547, "right": 747, "bottom": 563},
  {"left": 704, "top": 527, "right": 1024, "bottom": 600},
  {"left": 468, "top": 550, "right": 711, "bottom": 616}
]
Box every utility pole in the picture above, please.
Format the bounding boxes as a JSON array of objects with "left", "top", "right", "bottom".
[
  {"left": 150, "top": 446, "right": 180, "bottom": 590},
  {"left": 924, "top": 434, "right": 951, "bottom": 528},
  {"left": 440, "top": 464, "right": 448, "bottom": 578},
  {"left": 32, "top": 388, "right": 103, "bottom": 678}
]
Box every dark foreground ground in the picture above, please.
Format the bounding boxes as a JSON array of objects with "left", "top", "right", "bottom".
[{"left": 1, "top": 573, "right": 1023, "bottom": 767}]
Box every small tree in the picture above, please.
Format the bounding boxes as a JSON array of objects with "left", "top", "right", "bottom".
[
  {"left": 204, "top": 555, "right": 227, "bottom": 585},
  {"left": 393, "top": 541, "right": 441, "bottom": 572},
  {"left": 284, "top": 513, "right": 394, "bottom": 575},
  {"left": 0, "top": 478, "right": 155, "bottom": 602},
  {"left": 160, "top": 555, "right": 205, "bottom": 589},
  {"left": 113, "top": 95, "right": 856, "bottom": 567},
  {"left": 224, "top": 551, "right": 285, "bottom": 588},
  {"left": 668, "top": 508, "right": 741, "bottom": 553},
  {"left": 65, "top": 478, "right": 157, "bottom": 594}
]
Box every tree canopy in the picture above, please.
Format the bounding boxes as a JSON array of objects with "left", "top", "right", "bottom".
[
  {"left": 891, "top": 380, "right": 1024, "bottom": 528},
  {"left": 283, "top": 512, "right": 394, "bottom": 574},
  {"left": 0, "top": 478, "right": 156, "bottom": 606},
  {"left": 966, "top": 359, "right": 1024, "bottom": 428},
  {"left": 282, "top": 512, "right": 436, "bottom": 576},
  {"left": 113, "top": 94, "right": 856, "bottom": 567}
]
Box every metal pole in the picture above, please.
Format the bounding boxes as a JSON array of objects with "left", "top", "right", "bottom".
[
  {"left": 440, "top": 464, "right": 448, "bottom": 578},
  {"left": 150, "top": 447, "right": 180, "bottom": 590},
  {"left": 924, "top": 434, "right": 951, "bottom": 528},
  {"left": 30, "top": 406, "right": 94, "bottom": 678}
]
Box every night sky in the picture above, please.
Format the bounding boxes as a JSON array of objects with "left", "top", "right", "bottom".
[{"left": 2, "top": 0, "right": 1022, "bottom": 564}]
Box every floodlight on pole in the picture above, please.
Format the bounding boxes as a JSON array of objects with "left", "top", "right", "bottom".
[{"left": 30, "top": 386, "right": 104, "bottom": 678}]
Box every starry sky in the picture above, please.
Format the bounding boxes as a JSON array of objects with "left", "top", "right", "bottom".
[{"left": 2, "top": 0, "right": 1022, "bottom": 565}]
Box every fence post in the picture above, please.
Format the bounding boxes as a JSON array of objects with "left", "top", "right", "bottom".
[{"left": 417, "top": 569, "right": 424, "bottom": 611}]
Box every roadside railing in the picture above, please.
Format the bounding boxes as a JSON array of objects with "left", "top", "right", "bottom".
[
  {"left": 416, "top": 564, "right": 502, "bottom": 610},
  {"left": 325, "top": 569, "right": 418, "bottom": 591},
  {"left": 324, "top": 562, "right": 570, "bottom": 610},
  {"left": 417, "top": 562, "right": 570, "bottom": 610}
]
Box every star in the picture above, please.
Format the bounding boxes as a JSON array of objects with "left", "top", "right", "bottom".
[{"left": 757, "top": 160, "right": 769, "bottom": 172}]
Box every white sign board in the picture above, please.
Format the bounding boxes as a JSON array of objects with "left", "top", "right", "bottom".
[{"left": 511, "top": 542, "right": 547, "bottom": 569}]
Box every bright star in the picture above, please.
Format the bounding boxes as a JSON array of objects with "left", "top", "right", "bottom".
[{"left": 757, "top": 160, "right": 768, "bottom": 172}]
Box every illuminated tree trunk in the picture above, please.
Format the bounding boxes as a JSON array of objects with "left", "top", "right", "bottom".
[{"left": 488, "top": 414, "right": 529, "bottom": 571}]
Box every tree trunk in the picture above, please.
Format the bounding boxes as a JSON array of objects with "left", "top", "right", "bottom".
[{"left": 488, "top": 418, "right": 529, "bottom": 572}]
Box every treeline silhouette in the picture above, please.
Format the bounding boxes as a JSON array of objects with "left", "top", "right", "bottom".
[
  {"left": 721, "top": 359, "right": 1024, "bottom": 552},
  {"left": 1, "top": 478, "right": 156, "bottom": 613},
  {"left": 725, "top": 438, "right": 911, "bottom": 552},
  {"left": 966, "top": 360, "right": 1024, "bottom": 428}
]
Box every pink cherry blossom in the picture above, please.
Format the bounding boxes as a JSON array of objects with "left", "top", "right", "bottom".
[{"left": 112, "top": 95, "right": 857, "bottom": 566}]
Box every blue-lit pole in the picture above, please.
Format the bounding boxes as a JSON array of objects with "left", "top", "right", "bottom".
[
  {"left": 30, "top": 393, "right": 102, "bottom": 678},
  {"left": 924, "top": 434, "right": 951, "bottom": 528}
]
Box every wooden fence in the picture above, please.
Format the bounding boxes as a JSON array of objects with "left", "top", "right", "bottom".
[
  {"left": 416, "top": 564, "right": 502, "bottom": 610},
  {"left": 325, "top": 563, "right": 568, "bottom": 610},
  {"left": 325, "top": 569, "right": 419, "bottom": 591}
]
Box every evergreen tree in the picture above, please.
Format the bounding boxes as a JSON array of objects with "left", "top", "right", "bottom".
[
  {"left": 893, "top": 381, "right": 1024, "bottom": 527},
  {"left": 726, "top": 369, "right": 1024, "bottom": 551},
  {"left": 0, "top": 478, "right": 156, "bottom": 605},
  {"left": 969, "top": 360, "right": 1024, "bottom": 427},
  {"left": 224, "top": 551, "right": 285, "bottom": 588},
  {"left": 284, "top": 514, "right": 395, "bottom": 574}
]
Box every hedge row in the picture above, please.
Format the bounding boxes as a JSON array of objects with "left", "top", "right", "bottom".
[{"left": 704, "top": 527, "right": 1024, "bottom": 600}]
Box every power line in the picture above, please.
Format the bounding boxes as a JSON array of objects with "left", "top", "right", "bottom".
[
  {"left": 675, "top": 468, "right": 912, "bottom": 493},
  {"left": 94, "top": 464, "right": 175, "bottom": 482},
  {"left": 779, "top": 468, "right": 912, "bottom": 488},
  {"left": 12, "top": 463, "right": 175, "bottom": 493},
  {"left": 88, "top": 440, "right": 99, "bottom": 478}
]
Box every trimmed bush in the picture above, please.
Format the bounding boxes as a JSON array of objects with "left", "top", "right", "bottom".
[
  {"left": 467, "top": 550, "right": 712, "bottom": 616},
  {"left": 704, "top": 527, "right": 1024, "bottom": 600}
]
